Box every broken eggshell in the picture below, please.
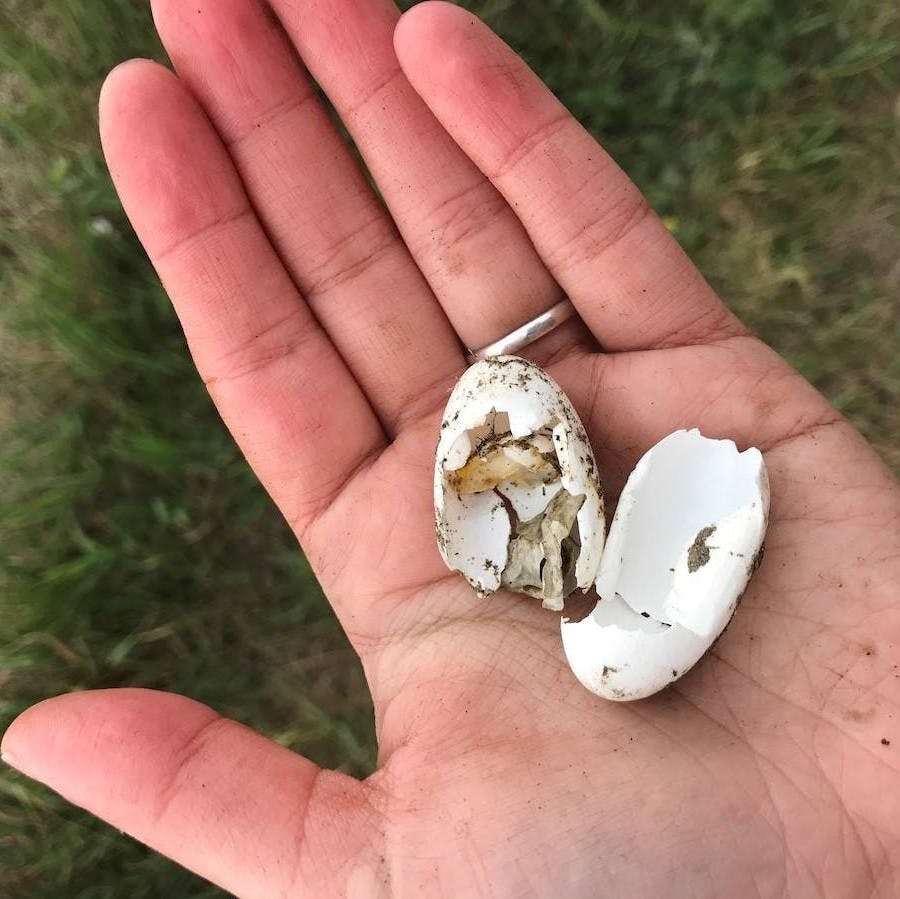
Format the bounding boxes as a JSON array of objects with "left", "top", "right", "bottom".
[
  {"left": 561, "top": 429, "right": 769, "bottom": 701},
  {"left": 434, "top": 356, "right": 605, "bottom": 611}
]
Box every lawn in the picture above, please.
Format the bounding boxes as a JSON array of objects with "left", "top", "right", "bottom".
[{"left": 1, "top": 0, "right": 898, "bottom": 895}]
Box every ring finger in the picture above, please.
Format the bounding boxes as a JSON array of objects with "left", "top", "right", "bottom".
[
  {"left": 151, "top": 0, "right": 465, "bottom": 433},
  {"left": 268, "top": 0, "right": 596, "bottom": 358}
]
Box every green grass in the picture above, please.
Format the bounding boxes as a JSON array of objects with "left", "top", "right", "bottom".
[{"left": 1, "top": 0, "right": 898, "bottom": 895}]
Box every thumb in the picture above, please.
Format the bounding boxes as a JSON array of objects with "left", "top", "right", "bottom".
[{"left": 2, "top": 689, "right": 387, "bottom": 898}]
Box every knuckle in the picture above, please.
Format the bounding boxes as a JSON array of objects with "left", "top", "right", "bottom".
[
  {"left": 202, "top": 304, "right": 319, "bottom": 389},
  {"left": 151, "top": 715, "right": 231, "bottom": 826},
  {"left": 302, "top": 216, "right": 401, "bottom": 300},
  {"left": 490, "top": 111, "right": 573, "bottom": 182},
  {"left": 419, "top": 179, "right": 511, "bottom": 258},
  {"left": 545, "top": 186, "right": 653, "bottom": 275}
]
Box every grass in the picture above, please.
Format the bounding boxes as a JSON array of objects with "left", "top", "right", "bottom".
[{"left": 1, "top": 0, "right": 897, "bottom": 895}]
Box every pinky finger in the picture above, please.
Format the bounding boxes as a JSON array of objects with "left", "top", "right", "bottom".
[{"left": 1, "top": 690, "right": 386, "bottom": 899}]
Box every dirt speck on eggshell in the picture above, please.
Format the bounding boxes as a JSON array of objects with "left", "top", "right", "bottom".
[{"left": 687, "top": 525, "right": 717, "bottom": 573}]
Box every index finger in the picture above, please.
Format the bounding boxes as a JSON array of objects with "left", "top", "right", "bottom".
[{"left": 395, "top": 2, "right": 746, "bottom": 352}]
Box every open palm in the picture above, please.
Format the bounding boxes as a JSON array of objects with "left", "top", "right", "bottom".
[{"left": 4, "top": 1, "right": 899, "bottom": 896}]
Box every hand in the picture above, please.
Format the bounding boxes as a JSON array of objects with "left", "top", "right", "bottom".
[{"left": 4, "top": 1, "right": 898, "bottom": 895}]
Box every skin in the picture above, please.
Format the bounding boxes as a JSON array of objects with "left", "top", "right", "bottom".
[{"left": 3, "top": 1, "right": 899, "bottom": 896}]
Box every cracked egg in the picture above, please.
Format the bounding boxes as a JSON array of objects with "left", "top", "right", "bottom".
[{"left": 434, "top": 356, "right": 604, "bottom": 611}]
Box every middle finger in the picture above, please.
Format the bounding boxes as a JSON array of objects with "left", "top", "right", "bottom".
[{"left": 269, "top": 0, "right": 595, "bottom": 358}]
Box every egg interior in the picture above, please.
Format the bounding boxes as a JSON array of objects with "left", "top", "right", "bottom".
[{"left": 440, "top": 411, "right": 586, "bottom": 610}]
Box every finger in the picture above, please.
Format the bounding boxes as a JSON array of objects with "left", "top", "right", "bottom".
[
  {"left": 1, "top": 690, "right": 385, "bottom": 898},
  {"left": 395, "top": 2, "right": 746, "bottom": 352},
  {"left": 100, "top": 61, "right": 384, "bottom": 536},
  {"left": 150, "top": 0, "right": 465, "bottom": 432},
  {"left": 268, "top": 0, "right": 594, "bottom": 357}
]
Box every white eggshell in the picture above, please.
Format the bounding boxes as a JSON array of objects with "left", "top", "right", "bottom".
[
  {"left": 434, "top": 356, "right": 605, "bottom": 599},
  {"left": 499, "top": 480, "right": 565, "bottom": 521},
  {"left": 562, "top": 429, "right": 769, "bottom": 701},
  {"left": 561, "top": 593, "right": 711, "bottom": 701}
]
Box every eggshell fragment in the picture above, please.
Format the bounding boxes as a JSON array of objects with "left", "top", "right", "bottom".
[
  {"left": 562, "top": 429, "right": 769, "bottom": 701},
  {"left": 561, "top": 593, "right": 711, "bottom": 701}
]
